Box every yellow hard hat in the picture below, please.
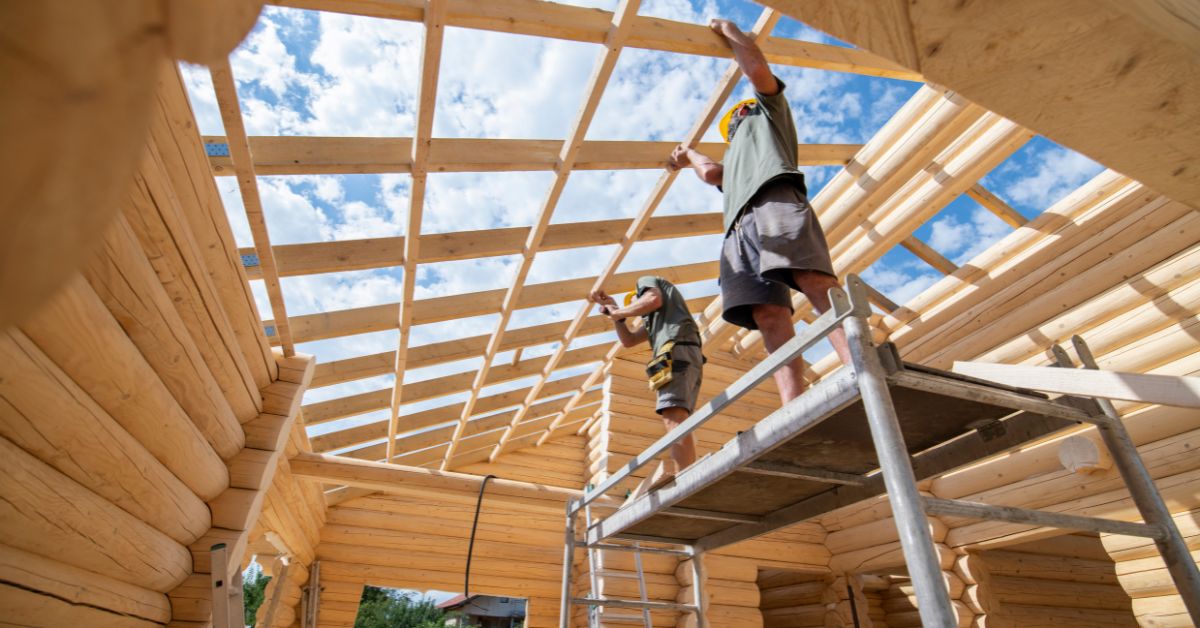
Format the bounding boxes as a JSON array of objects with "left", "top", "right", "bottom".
[{"left": 719, "top": 98, "right": 757, "bottom": 142}]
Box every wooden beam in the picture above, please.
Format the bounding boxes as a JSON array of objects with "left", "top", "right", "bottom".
[
  {"left": 205, "top": 136, "right": 859, "bottom": 176},
  {"left": 901, "top": 235, "right": 958, "bottom": 275},
  {"left": 309, "top": 317, "right": 621, "bottom": 389},
  {"left": 303, "top": 343, "right": 609, "bottom": 427},
  {"left": 386, "top": 0, "right": 447, "bottom": 461},
  {"left": 288, "top": 452, "right": 616, "bottom": 505},
  {"left": 264, "top": 264, "right": 716, "bottom": 345},
  {"left": 308, "top": 374, "right": 598, "bottom": 454},
  {"left": 758, "top": 0, "right": 1200, "bottom": 207},
  {"left": 440, "top": 0, "right": 643, "bottom": 469},
  {"left": 268, "top": 0, "right": 919, "bottom": 80},
  {"left": 239, "top": 212, "right": 722, "bottom": 280},
  {"left": 210, "top": 60, "right": 296, "bottom": 355},
  {"left": 951, "top": 362, "right": 1200, "bottom": 408},
  {"left": 966, "top": 184, "right": 1026, "bottom": 229}
]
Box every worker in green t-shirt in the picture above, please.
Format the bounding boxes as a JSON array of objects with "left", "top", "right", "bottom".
[
  {"left": 589, "top": 276, "right": 701, "bottom": 483},
  {"left": 667, "top": 18, "right": 852, "bottom": 406}
]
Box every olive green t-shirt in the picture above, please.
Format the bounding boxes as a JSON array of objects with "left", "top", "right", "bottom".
[
  {"left": 720, "top": 78, "right": 808, "bottom": 234},
  {"left": 635, "top": 275, "right": 701, "bottom": 355}
]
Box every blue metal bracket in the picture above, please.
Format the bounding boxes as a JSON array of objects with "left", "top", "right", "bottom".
[
  {"left": 205, "top": 142, "right": 231, "bottom": 157},
  {"left": 264, "top": 325, "right": 277, "bottom": 338},
  {"left": 241, "top": 253, "right": 260, "bottom": 268}
]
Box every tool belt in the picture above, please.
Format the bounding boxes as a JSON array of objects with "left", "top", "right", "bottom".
[
  {"left": 646, "top": 341, "right": 675, "bottom": 391},
  {"left": 645, "top": 340, "right": 702, "bottom": 391}
]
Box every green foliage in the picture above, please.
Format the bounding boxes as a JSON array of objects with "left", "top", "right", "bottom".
[
  {"left": 354, "top": 586, "right": 450, "bottom": 628},
  {"left": 243, "top": 563, "right": 272, "bottom": 627}
]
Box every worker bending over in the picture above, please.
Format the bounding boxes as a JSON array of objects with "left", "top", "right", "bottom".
[
  {"left": 669, "top": 18, "right": 852, "bottom": 405},
  {"left": 590, "top": 276, "right": 701, "bottom": 487}
]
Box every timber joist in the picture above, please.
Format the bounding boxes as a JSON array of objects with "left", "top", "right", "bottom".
[
  {"left": 264, "top": 268, "right": 714, "bottom": 346},
  {"left": 206, "top": 136, "right": 859, "bottom": 176},
  {"left": 270, "top": 0, "right": 920, "bottom": 80},
  {"left": 240, "top": 212, "right": 723, "bottom": 280}
]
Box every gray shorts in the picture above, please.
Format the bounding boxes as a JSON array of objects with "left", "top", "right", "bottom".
[
  {"left": 654, "top": 344, "right": 703, "bottom": 414},
  {"left": 720, "top": 179, "right": 836, "bottom": 331}
]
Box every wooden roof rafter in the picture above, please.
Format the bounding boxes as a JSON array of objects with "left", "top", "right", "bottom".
[
  {"left": 210, "top": 60, "right": 297, "bottom": 356},
  {"left": 439, "top": 0, "right": 643, "bottom": 468},
  {"left": 386, "top": 0, "right": 447, "bottom": 462}
]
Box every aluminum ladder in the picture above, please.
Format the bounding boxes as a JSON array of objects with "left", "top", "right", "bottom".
[{"left": 561, "top": 491, "right": 708, "bottom": 627}]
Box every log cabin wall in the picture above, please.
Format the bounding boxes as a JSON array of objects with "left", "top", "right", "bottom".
[
  {"left": 0, "top": 60, "right": 317, "bottom": 628},
  {"left": 954, "top": 534, "right": 1136, "bottom": 627},
  {"left": 1103, "top": 508, "right": 1200, "bottom": 627},
  {"left": 757, "top": 571, "right": 833, "bottom": 628}
]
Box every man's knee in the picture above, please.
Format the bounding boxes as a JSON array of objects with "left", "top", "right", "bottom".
[
  {"left": 751, "top": 303, "right": 792, "bottom": 331},
  {"left": 794, "top": 269, "right": 839, "bottom": 291}
]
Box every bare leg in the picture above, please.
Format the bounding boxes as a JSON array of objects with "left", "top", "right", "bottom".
[
  {"left": 792, "top": 270, "right": 852, "bottom": 366},
  {"left": 752, "top": 303, "right": 808, "bottom": 404},
  {"left": 660, "top": 406, "right": 697, "bottom": 469}
]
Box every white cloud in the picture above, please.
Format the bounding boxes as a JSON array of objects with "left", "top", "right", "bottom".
[
  {"left": 925, "top": 207, "right": 1011, "bottom": 265},
  {"left": 179, "top": 63, "right": 223, "bottom": 135},
  {"left": 999, "top": 146, "right": 1104, "bottom": 211},
  {"left": 862, "top": 263, "right": 940, "bottom": 306}
]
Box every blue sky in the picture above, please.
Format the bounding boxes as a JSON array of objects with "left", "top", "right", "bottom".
[{"left": 181, "top": 0, "right": 1105, "bottom": 442}]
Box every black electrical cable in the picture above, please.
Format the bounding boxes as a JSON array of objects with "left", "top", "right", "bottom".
[{"left": 464, "top": 474, "right": 496, "bottom": 598}]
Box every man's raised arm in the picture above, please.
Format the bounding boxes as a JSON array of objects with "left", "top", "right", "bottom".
[{"left": 709, "top": 18, "right": 778, "bottom": 95}]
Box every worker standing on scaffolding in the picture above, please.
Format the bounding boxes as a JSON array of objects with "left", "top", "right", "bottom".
[
  {"left": 589, "top": 276, "right": 701, "bottom": 489},
  {"left": 669, "top": 18, "right": 852, "bottom": 406}
]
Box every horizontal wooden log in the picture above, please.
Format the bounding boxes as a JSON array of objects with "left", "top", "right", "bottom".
[
  {"left": 992, "top": 603, "right": 1139, "bottom": 627},
  {"left": 946, "top": 466, "right": 1200, "bottom": 549},
  {"left": 1114, "top": 553, "right": 1200, "bottom": 599},
  {"left": 18, "top": 275, "right": 228, "bottom": 499},
  {"left": 987, "top": 574, "right": 1131, "bottom": 610},
  {"left": 0, "top": 544, "right": 171, "bottom": 624},
  {"left": 150, "top": 63, "right": 277, "bottom": 390},
  {"left": 1131, "top": 594, "right": 1193, "bottom": 626},
  {"left": 84, "top": 213, "right": 244, "bottom": 454},
  {"left": 978, "top": 549, "right": 1118, "bottom": 584},
  {"left": 1102, "top": 508, "right": 1200, "bottom": 562},
  {"left": 321, "top": 524, "right": 561, "bottom": 565},
  {"left": 0, "top": 435, "right": 191, "bottom": 592},
  {"left": 318, "top": 560, "right": 560, "bottom": 598},
  {"left": 0, "top": 330, "right": 210, "bottom": 544},
  {"left": 0, "top": 582, "right": 160, "bottom": 628},
  {"left": 125, "top": 149, "right": 267, "bottom": 420}
]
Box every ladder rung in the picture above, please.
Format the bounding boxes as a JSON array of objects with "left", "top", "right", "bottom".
[
  {"left": 572, "top": 597, "right": 698, "bottom": 613},
  {"left": 595, "top": 569, "right": 640, "bottom": 579}
]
